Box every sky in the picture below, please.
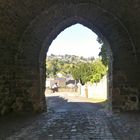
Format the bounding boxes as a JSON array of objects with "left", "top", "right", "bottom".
[{"left": 47, "top": 23, "right": 101, "bottom": 58}]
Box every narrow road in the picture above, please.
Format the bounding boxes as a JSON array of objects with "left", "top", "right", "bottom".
[
  {"left": 1, "top": 92, "right": 140, "bottom": 140},
  {"left": 3, "top": 92, "right": 119, "bottom": 140}
]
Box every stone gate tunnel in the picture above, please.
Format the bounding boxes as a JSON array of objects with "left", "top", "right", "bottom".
[{"left": 0, "top": 0, "right": 140, "bottom": 115}]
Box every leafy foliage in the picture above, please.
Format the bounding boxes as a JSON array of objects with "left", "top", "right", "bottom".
[
  {"left": 46, "top": 54, "right": 107, "bottom": 85},
  {"left": 71, "top": 62, "right": 93, "bottom": 85},
  {"left": 97, "top": 37, "right": 109, "bottom": 66},
  {"left": 46, "top": 58, "right": 60, "bottom": 78},
  {"left": 90, "top": 60, "right": 107, "bottom": 83},
  {"left": 46, "top": 54, "right": 95, "bottom": 78},
  {"left": 99, "top": 44, "right": 109, "bottom": 66},
  {"left": 71, "top": 59, "right": 107, "bottom": 85}
]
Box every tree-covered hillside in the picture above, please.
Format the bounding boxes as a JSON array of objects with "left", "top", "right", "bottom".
[{"left": 46, "top": 54, "right": 107, "bottom": 85}]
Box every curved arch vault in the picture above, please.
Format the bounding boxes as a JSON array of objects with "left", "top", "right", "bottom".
[{"left": 0, "top": 1, "right": 140, "bottom": 115}]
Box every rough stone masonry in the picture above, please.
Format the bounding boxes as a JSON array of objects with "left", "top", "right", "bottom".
[{"left": 0, "top": 0, "right": 140, "bottom": 115}]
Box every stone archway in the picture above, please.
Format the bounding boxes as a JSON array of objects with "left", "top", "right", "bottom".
[{"left": 12, "top": 2, "right": 138, "bottom": 113}]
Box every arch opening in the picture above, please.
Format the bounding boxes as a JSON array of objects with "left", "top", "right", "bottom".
[
  {"left": 44, "top": 23, "right": 112, "bottom": 106},
  {"left": 11, "top": 3, "right": 139, "bottom": 114}
]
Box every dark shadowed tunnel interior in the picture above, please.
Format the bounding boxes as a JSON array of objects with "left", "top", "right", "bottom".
[{"left": 0, "top": 0, "right": 140, "bottom": 139}]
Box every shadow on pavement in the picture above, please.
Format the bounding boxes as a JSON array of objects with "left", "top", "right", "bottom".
[
  {"left": 1, "top": 94, "right": 140, "bottom": 140},
  {"left": 45, "top": 95, "right": 108, "bottom": 114},
  {"left": 0, "top": 95, "right": 107, "bottom": 139}
]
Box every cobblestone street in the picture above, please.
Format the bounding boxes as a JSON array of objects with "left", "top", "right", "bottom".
[{"left": 1, "top": 92, "right": 140, "bottom": 140}]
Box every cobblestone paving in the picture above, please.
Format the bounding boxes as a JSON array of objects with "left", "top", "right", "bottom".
[{"left": 2, "top": 93, "right": 140, "bottom": 140}]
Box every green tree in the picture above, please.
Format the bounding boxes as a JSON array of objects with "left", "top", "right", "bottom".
[
  {"left": 71, "top": 60, "right": 107, "bottom": 85},
  {"left": 60, "top": 63, "right": 73, "bottom": 76},
  {"left": 71, "top": 62, "right": 92, "bottom": 85},
  {"left": 97, "top": 37, "right": 109, "bottom": 66},
  {"left": 46, "top": 58, "right": 59, "bottom": 78},
  {"left": 99, "top": 44, "right": 109, "bottom": 66},
  {"left": 46, "top": 54, "right": 107, "bottom": 83},
  {"left": 90, "top": 60, "right": 107, "bottom": 83}
]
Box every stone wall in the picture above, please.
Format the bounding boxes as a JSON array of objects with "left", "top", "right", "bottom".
[
  {"left": 0, "top": 0, "right": 140, "bottom": 115},
  {"left": 113, "top": 87, "right": 139, "bottom": 111},
  {"left": 80, "top": 76, "right": 107, "bottom": 100}
]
